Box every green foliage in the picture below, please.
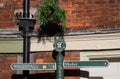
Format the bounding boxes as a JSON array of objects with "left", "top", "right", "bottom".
[{"left": 38, "top": 0, "right": 66, "bottom": 29}]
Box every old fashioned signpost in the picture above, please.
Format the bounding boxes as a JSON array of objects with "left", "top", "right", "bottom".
[
  {"left": 16, "top": 0, "right": 36, "bottom": 79},
  {"left": 11, "top": 38, "right": 109, "bottom": 79},
  {"left": 10, "top": 0, "right": 110, "bottom": 79},
  {"left": 11, "top": 60, "right": 109, "bottom": 70},
  {"left": 53, "top": 38, "right": 66, "bottom": 79},
  {"left": 11, "top": 37, "right": 109, "bottom": 79}
]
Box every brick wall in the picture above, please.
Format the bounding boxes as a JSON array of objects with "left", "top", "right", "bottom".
[
  {"left": 0, "top": 0, "right": 119, "bottom": 79},
  {"left": 59, "top": 0, "right": 120, "bottom": 30},
  {"left": 0, "top": 0, "right": 120, "bottom": 30},
  {"left": 0, "top": 0, "right": 20, "bottom": 28},
  {"left": 0, "top": 52, "right": 80, "bottom": 79},
  {"left": 35, "top": 51, "right": 80, "bottom": 79},
  {"left": 35, "top": 51, "right": 80, "bottom": 63},
  {"left": 0, "top": 0, "right": 39, "bottom": 28},
  {"left": 0, "top": 54, "right": 17, "bottom": 79}
]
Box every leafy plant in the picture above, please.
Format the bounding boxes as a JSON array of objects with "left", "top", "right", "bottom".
[{"left": 38, "top": 0, "right": 66, "bottom": 32}]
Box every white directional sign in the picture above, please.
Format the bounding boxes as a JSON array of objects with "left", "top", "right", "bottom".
[{"left": 11, "top": 63, "right": 56, "bottom": 70}]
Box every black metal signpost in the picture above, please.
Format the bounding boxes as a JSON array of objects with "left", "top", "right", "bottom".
[
  {"left": 16, "top": 0, "right": 36, "bottom": 79},
  {"left": 23, "top": 0, "right": 30, "bottom": 79}
]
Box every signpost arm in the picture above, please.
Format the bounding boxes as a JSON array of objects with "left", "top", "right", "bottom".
[{"left": 56, "top": 52, "right": 64, "bottom": 79}]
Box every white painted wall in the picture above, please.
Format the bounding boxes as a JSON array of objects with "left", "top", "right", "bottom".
[
  {"left": 31, "top": 33, "right": 120, "bottom": 52},
  {"left": 89, "top": 62, "right": 120, "bottom": 79}
]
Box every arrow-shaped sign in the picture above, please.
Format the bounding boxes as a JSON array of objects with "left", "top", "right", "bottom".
[
  {"left": 64, "top": 60, "right": 109, "bottom": 68},
  {"left": 11, "top": 63, "right": 56, "bottom": 70},
  {"left": 11, "top": 60, "right": 109, "bottom": 70}
]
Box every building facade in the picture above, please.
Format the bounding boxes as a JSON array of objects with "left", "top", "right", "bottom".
[{"left": 0, "top": 0, "right": 120, "bottom": 79}]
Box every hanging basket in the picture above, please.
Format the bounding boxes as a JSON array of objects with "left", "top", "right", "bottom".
[
  {"left": 38, "top": 22, "right": 64, "bottom": 37},
  {"left": 38, "top": 0, "right": 66, "bottom": 37}
]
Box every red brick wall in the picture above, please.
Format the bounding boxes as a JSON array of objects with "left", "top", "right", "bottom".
[
  {"left": 35, "top": 51, "right": 80, "bottom": 79},
  {"left": 35, "top": 51, "right": 80, "bottom": 63},
  {"left": 0, "top": 0, "right": 39, "bottom": 28},
  {"left": 0, "top": 0, "right": 119, "bottom": 79},
  {"left": 59, "top": 0, "right": 120, "bottom": 30},
  {"left": 0, "top": 52, "right": 80, "bottom": 79},
  {"left": 0, "top": 0, "right": 20, "bottom": 28},
  {"left": 0, "top": 0, "right": 120, "bottom": 30},
  {"left": 0, "top": 54, "right": 17, "bottom": 79}
]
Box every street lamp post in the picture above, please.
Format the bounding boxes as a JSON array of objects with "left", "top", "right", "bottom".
[
  {"left": 23, "top": 0, "right": 30, "bottom": 18},
  {"left": 22, "top": 26, "right": 30, "bottom": 79},
  {"left": 23, "top": 0, "right": 30, "bottom": 79},
  {"left": 16, "top": 0, "right": 36, "bottom": 79}
]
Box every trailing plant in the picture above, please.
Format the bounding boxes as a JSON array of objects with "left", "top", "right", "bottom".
[{"left": 38, "top": 0, "right": 66, "bottom": 36}]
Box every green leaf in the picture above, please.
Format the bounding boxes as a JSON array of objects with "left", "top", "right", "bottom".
[{"left": 38, "top": 0, "right": 66, "bottom": 29}]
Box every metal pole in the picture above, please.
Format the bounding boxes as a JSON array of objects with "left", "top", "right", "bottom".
[
  {"left": 56, "top": 52, "right": 64, "bottom": 79},
  {"left": 53, "top": 38, "right": 66, "bottom": 79},
  {"left": 23, "top": 0, "right": 30, "bottom": 79},
  {"left": 23, "top": 0, "right": 30, "bottom": 18},
  {"left": 23, "top": 28, "right": 30, "bottom": 79}
]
